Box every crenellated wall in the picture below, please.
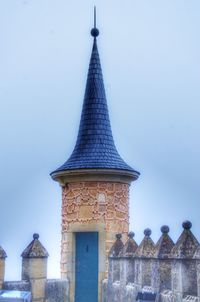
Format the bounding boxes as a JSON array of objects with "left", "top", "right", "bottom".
[
  {"left": 1, "top": 222, "right": 199, "bottom": 302},
  {"left": 104, "top": 221, "right": 200, "bottom": 302}
]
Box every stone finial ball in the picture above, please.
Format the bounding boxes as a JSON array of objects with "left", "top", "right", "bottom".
[
  {"left": 128, "top": 232, "right": 135, "bottom": 239},
  {"left": 91, "top": 27, "right": 99, "bottom": 37},
  {"left": 33, "top": 233, "right": 39, "bottom": 240},
  {"left": 116, "top": 233, "right": 122, "bottom": 240},
  {"left": 182, "top": 220, "right": 192, "bottom": 230},
  {"left": 161, "top": 225, "right": 170, "bottom": 234},
  {"left": 144, "top": 228, "right": 152, "bottom": 237}
]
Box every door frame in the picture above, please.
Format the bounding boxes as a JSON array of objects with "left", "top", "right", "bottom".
[
  {"left": 64, "top": 223, "right": 106, "bottom": 302},
  {"left": 75, "top": 231, "right": 99, "bottom": 302}
]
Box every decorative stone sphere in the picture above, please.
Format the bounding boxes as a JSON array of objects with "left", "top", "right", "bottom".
[
  {"left": 116, "top": 233, "right": 122, "bottom": 240},
  {"left": 91, "top": 27, "right": 99, "bottom": 37},
  {"left": 128, "top": 232, "right": 135, "bottom": 239},
  {"left": 161, "top": 225, "right": 169, "bottom": 234},
  {"left": 144, "top": 228, "right": 152, "bottom": 237},
  {"left": 33, "top": 233, "right": 39, "bottom": 240},
  {"left": 182, "top": 220, "right": 192, "bottom": 230}
]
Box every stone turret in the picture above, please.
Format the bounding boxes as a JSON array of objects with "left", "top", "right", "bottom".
[
  {"left": 51, "top": 13, "right": 139, "bottom": 302},
  {"left": 21, "top": 234, "right": 49, "bottom": 302},
  {"left": 0, "top": 245, "right": 7, "bottom": 289}
]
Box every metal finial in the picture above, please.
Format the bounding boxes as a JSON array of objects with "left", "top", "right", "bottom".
[
  {"left": 116, "top": 233, "right": 122, "bottom": 240},
  {"left": 144, "top": 228, "right": 152, "bottom": 237},
  {"left": 161, "top": 225, "right": 170, "bottom": 234},
  {"left": 91, "top": 6, "right": 99, "bottom": 37},
  {"left": 128, "top": 231, "right": 135, "bottom": 239},
  {"left": 33, "top": 233, "right": 39, "bottom": 240},
  {"left": 182, "top": 220, "right": 192, "bottom": 230}
]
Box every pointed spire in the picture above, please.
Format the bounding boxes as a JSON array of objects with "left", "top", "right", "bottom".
[
  {"left": 155, "top": 226, "right": 174, "bottom": 259},
  {"left": 122, "top": 232, "right": 138, "bottom": 257},
  {"left": 109, "top": 234, "right": 124, "bottom": 257},
  {"left": 21, "top": 234, "right": 49, "bottom": 258},
  {"left": 51, "top": 12, "right": 139, "bottom": 180},
  {"left": 135, "top": 229, "right": 156, "bottom": 258},
  {"left": 171, "top": 221, "right": 199, "bottom": 259}
]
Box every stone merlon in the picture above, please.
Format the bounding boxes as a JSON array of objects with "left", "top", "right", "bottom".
[
  {"left": 109, "top": 234, "right": 124, "bottom": 257},
  {"left": 155, "top": 225, "right": 175, "bottom": 259},
  {"left": 171, "top": 220, "right": 199, "bottom": 259},
  {"left": 135, "top": 229, "right": 156, "bottom": 258},
  {"left": 121, "top": 232, "right": 138, "bottom": 257}
]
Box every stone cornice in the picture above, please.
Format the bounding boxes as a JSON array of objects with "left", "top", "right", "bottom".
[{"left": 51, "top": 168, "right": 139, "bottom": 185}]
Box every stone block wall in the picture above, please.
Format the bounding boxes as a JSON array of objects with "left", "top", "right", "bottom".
[{"left": 104, "top": 221, "right": 200, "bottom": 302}]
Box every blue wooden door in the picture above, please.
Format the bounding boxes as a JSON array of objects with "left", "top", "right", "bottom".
[{"left": 75, "top": 232, "right": 98, "bottom": 302}]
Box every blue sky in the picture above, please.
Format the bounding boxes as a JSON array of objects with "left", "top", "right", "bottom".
[{"left": 0, "top": 0, "right": 200, "bottom": 280}]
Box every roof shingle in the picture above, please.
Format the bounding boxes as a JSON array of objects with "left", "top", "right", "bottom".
[{"left": 51, "top": 33, "right": 139, "bottom": 176}]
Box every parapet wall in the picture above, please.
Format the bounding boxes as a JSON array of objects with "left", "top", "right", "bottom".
[
  {"left": 1, "top": 222, "right": 199, "bottom": 302},
  {"left": 104, "top": 221, "right": 200, "bottom": 302},
  {"left": 0, "top": 234, "right": 69, "bottom": 302}
]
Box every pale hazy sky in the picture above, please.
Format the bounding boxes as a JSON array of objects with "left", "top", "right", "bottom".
[{"left": 0, "top": 0, "right": 200, "bottom": 280}]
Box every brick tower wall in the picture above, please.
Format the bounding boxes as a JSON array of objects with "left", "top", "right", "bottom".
[
  {"left": 60, "top": 181, "right": 130, "bottom": 301},
  {"left": 61, "top": 181, "right": 129, "bottom": 274}
]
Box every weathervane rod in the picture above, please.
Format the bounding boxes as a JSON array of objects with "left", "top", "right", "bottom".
[{"left": 94, "top": 6, "right": 96, "bottom": 29}]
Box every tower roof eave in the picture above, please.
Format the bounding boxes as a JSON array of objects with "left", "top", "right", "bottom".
[{"left": 50, "top": 167, "right": 140, "bottom": 185}]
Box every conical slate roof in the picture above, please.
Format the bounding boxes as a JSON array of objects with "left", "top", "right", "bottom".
[
  {"left": 21, "top": 234, "right": 49, "bottom": 258},
  {"left": 51, "top": 27, "right": 139, "bottom": 177}
]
